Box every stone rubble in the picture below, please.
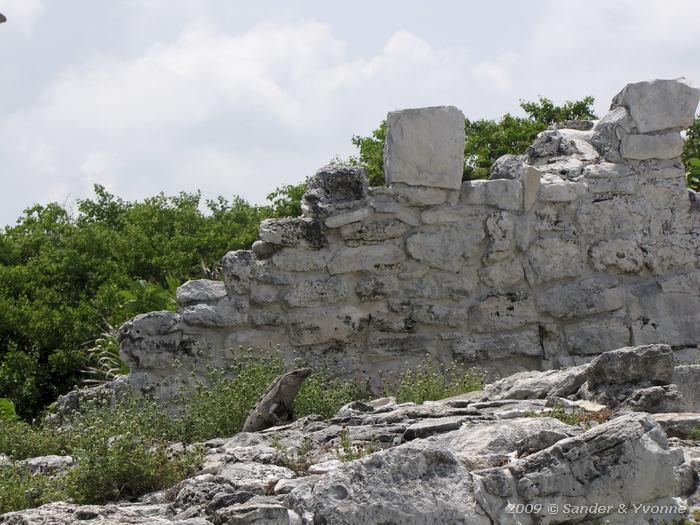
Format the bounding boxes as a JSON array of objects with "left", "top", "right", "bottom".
[{"left": 3, "top": 344, "right": 700, "bottom": 524}]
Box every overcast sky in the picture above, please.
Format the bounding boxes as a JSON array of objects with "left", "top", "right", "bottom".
[{"left": 1, "top": 0, "right": 700, "bottom": 227}]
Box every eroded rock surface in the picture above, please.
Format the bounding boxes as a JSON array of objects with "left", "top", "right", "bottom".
[{"left": 5, "top": 345, "right": 700, "bottom": 524}]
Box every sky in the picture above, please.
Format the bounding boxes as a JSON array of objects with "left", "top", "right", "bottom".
[{"left": 1, "top": 0, "right": 700, "bottom": 228}]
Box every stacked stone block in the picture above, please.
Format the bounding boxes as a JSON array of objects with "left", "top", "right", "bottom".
[{"left": 117, "top": 78, "right": 700, "bottom": 403}]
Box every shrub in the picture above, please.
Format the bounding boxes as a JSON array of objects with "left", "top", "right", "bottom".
[
  {"left": 390, "top": 358, "right": 485, "bottom": 405},
  {"left": 0, "top": 464, "right": 58, "bottom": 514}
]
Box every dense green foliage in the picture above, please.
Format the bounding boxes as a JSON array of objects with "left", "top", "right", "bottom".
[
  {"left": 0, "top": 184, "right": 304, "bottom": 419},
  {"left": 683, "top": 116, "right": 700, "bottom": 192},
  {"left": 350, "top": 96, "right": 598, "bottom": 184}
]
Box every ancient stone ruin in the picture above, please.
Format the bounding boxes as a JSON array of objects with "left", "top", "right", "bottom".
[{"left": 118, "top": 78, "right": 700, "bottom": 403}]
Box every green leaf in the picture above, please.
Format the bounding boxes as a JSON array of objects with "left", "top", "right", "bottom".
[{"left": 0, "top": 398, "right": 18, "bottom": 421}]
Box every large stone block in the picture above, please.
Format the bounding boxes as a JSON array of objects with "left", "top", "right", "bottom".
[
  {"left": 406, "top": 225, "right": 483, "bottom": 272},
  {"left": 527, "top": 238, "right": 585, "bottom": 283},
  {"left": 620, "top": 130, "right": 684, "bottom": 160},
  {"left": 460, "top": 179, "right": 522, "bottom": 212},
  {"left": 259, "top": 217, "right": 326, "bottom": 249},
  {"left": 327, "top": 244, "right": 406, "bottom": 274},
  {"left": 611, "top": 78, "right": 700, "bottom": 133},
  {"left": 384, "top": 106, "right": 465, "bottom": 190},
  {"left": 302, "top": 165, "right": 368, "bottom": 217},
  {"left": 470, "top": 292, "right": 538, "bottom": 332}
]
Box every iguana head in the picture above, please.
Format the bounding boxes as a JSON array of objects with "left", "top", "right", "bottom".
[{"left": 280, "top": 367, "right": 312, "bottom": 390}]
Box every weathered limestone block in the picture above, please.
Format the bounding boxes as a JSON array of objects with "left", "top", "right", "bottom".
[
  {"left": 327, "top": 243, "right": 405, "bottom": 274},
  {"left": 470, "top": 292, "right": 538, "bottom": 332},
  {"left": 538, "top": 175, "right": 585, "bottom": 203},
  {"left": 406, "top": 225, "right": 483, "bottom": 272},
  {"left": 452, "top": 327, "right": 542, "bottom": 360},
  {"left": 563, "top": 318, "right": 631, "bottom": 356},
  {"left": 421, "top": 204, "right": 484, "bottom": 225},
  {"left": 589, "top": 239, "right": 646, "bottom": 273},
  {"left": 249, "top": 283, "right": 279, "bottom": 305},
  {"left": 302, "top": 165, "right": 368, "bottom": 217},
  {"left": 527, "top": 238, "right": 585, "bottom": 283},
  {"left": 489, "top": 154, "right": 527, "bottom": 180},
  {"left": 629, "top": 277, "right": 700, "bottom": 347},
  {"left": 182, "top": 297, "right": 248, "bottom": 328},
  {"left": 473, "top": 414, "right": 679, "bottom": 525},
  {"left": 410, "top": 302, "right": 465, "bottom": 328},
  {"left": 287, "top": 306, "right": 366, "bottom": 346},
  {"left": 581, "top": 162, "right": 636, "bottom": 195},
  {"left": 536, "top": 278, "right": 625, "bottom": 319},
  {"left": 270, "top": 247, "right": 329, "bottom": 272},
  {"left": 221, "top": 250, "right": 254, "bottom": 294},
  {"left": 521, "top": 166, "right": 541, "bottom": 211},
  {"left": 355, "top": 274, "right": 399, "bottom": 301},
  {"left": 461, "top": 179, "right": 523, "bottom": 212},
  {"left": 282, "top": 276, "right": 349, "bottom": 307},
  {"left": 384, "top": 106, "right": 465, "bottom": 190},
  {"left": 478, "top": 257, "right": 525, "bottom": 288},
  {"left": 620, "top": 130, "right": 685, "bottom": 160},
  {"left": 587, "top": 344, "right": 674, "bottom": 389},
  {"left": 672, "top": 365, "right": 700, "bottom": 411},
  {"left": 117, "top": 311, "right": 205, "bottom": 370},
  {"left": 402, "top": 270, "right": 477, "bottom": 300},
  {"left": 576, "top": 197, "right": 645, "bottom": 237},
  {"left": 250, "top": 239, "right": 279, "bottom": 259},
  {"left": 258, "top": 217, "right": 326, "bottom": 249},
  {"left": 339, "top": 218, "right": 409, "bottom": 245},
  {"left": 324, "top": 207, "right": 370, "bottom": 228},
  {"left": 591, "top": 106, "right": 633, "bottom": 162},
  {"left": 611, "top": 78, "right": 700, "bottom": 132},
  {"left": 175, "top": 279, "right": 227, "bottom": 304},
  {"left": 392, "top": 183, "right": 453, "bottom": 206}
]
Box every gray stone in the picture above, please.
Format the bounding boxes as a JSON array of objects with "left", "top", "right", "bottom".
[
  {"left": 282, "top": 276, "right": 349, "bottom": 307},
  {"left": 470, "top": 292, "right": 538, "bottom": 332},
  {"left": 221, "top": 250, "right": 255, "bottom": 294},
  {"left": 473, "top": 413, "right": 680, "bottom": 524},
  {"left": 620, "top": 130, "right": 685, "bottom": 160},
  {"left": 527, "top": 238, "right": 585, "bottom": 283},
  {"left": 19, "top": 455, "right": 75, "bottom": 475},
  {"left": 588, "top": 343, "right": 674, "bottom": 389},
  {"left": 384, "top": 106, "right": 465, "bottom": 190},
  {"left": 489, "top": 154, "right": 527, "bottom": 180},
  {"left": 461, "top": 179, "right": 523, "bottom": 212},
  {"left": 672, "top": 365, "right": 700, "bottom": 412},
  {"left": 302, "top": 165, "right": 368, "bottom": 217},
  {"left": 182, "top": 297, "right": 248, "bottom": 328},
  {"left": 258, "top": 217, "right": 326, "bottom": 249},
  {"left": 327, "top": 244, "right": 405, "bottom": 274},
  {"left": 611, "top": 78, "right": 700, "bottom": 132},
  {"left": 406, "top": 226, "right": 483, "bottom": 272},
  {"left": 176, "top": 279, "right": 227, "bottom": 305},
  {"left": 324, "top": 207, "right": 370, "bottom": 228}
]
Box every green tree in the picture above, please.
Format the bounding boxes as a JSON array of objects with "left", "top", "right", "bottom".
[
  {"left": 0, "top": 183, "right": 304, "bottom": 419},
  {"left": 682, "top": 115, "right": 700, "bottom": 192}
]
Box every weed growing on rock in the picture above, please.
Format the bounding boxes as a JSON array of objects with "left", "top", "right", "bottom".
[
  {"left": 271, "top": 435, "right": 315, "bottom": 475},
  {"left": 391, "top": 357, "right": 485, "bottom": 404},
  {"left": 687, "top": 427, "right": 700, "bottom": 441},
  {"left": 334, "top": 427, "right": 376, "bottom": 462},
  {"left": 525, "top": 403, "right": 612, "bottom": 428}
]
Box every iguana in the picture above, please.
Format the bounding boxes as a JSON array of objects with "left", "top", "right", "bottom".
[{"left": 242, "top": 368, "right": 312, "bottom": 432}]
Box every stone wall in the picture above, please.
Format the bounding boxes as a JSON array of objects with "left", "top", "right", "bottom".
[{"left": 118, "top": 78, "right": 700, "bottom": 402}]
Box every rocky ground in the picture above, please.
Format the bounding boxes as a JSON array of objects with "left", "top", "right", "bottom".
[{"left": 2, "top": 344, "right": 699, "bottom": 524}]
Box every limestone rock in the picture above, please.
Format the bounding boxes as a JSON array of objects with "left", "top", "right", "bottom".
[
  {"left": 384, "top": 106, "right": 465, "bottom": 190},
  {"left": 176, "top": 280, "right": 227, "bottom": 305},
  {"left": 258, "top": 217, "right": 326, "bottom": 249},
  {"left": 473, "top": 413, "right": 681, "bottom": 524},
  {"left": 611, "top": 78, "right": 700, "bottom": 132},
  {"left": 302, "top": 165, "right": 368, "bottom": 217}
]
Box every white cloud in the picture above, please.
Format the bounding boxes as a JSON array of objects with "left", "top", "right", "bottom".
[
  {"left": 2, "top": 2, "right": 700, "bottom": 227},
  {"left": 0, "top": 19, "right": 478, "bottom": 223}
]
